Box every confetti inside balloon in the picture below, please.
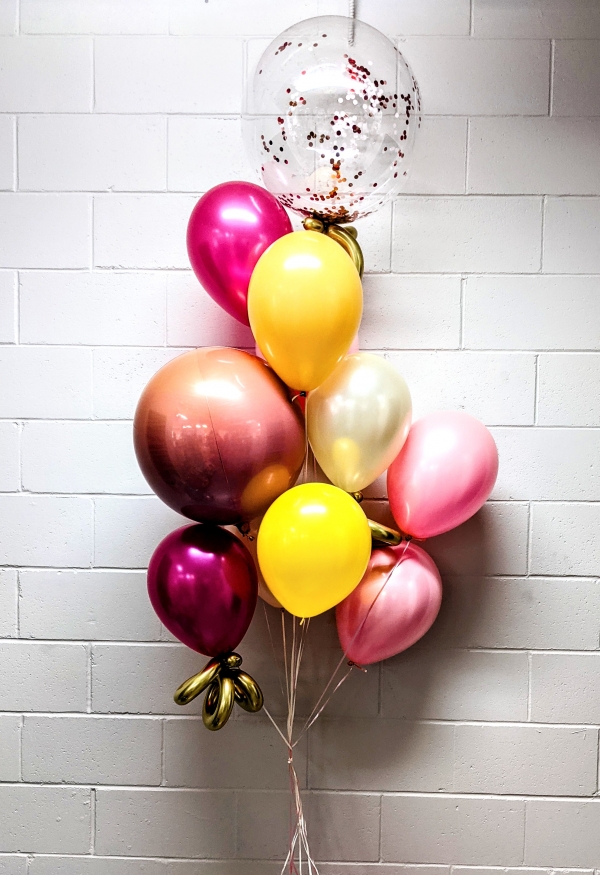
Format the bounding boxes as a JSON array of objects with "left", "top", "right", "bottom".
[{"left": 242, "top": 15, "right": 421, "bottom": 223}]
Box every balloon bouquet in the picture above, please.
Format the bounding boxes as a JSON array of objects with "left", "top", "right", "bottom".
[{"left": 133, "top": 16, "right": 499, "bottom": 873}]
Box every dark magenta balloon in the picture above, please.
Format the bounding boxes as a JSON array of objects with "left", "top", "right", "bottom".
[
  {"left": 133, "top": 347, "right": 306, "bottom": 526},
  {"left": 148, "top": 524, "right": 258, "bottom": 656},
  {"left": 187, "top": 181, "right": 292, "bottom": 326}
]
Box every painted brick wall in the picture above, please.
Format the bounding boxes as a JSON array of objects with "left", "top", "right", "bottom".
[{"left": 1, "top": 0, "right": 600, "bottom": 872}]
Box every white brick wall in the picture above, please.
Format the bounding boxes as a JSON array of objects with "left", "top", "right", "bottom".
[{"left": 1, "top": 0, "right": 599, "bottom": 871}]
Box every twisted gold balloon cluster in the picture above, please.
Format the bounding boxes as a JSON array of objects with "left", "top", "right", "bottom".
[
  {"left": 174, "top": 652, "right": 263, "bottom": 731},
  {"left": 303, "top": 216, "right": 364, "bottom": 279}
]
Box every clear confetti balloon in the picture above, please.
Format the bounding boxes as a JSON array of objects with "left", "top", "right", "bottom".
[{"left": 242, "top": 15, "right": 421, "bottom": 224}]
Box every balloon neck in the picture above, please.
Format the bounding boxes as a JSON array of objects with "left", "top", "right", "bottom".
[
  {"left": 302, "top": 216, "right": 364, "bottom": 278},
  {"left": 367, "top": 518, "right": 410, "bottom": 547}
]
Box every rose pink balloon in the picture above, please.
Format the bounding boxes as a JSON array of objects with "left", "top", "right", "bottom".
[
  {"left": 187, "top": 181, "right": 292, "bottom": 326},
  {"left": 336, "top": 543, "right": 442, "bottom": 665},
  {"left": 387, "top": 411, "right": 499, "bottom": 540},
  {"left": 148, "top": 524, "right": 258, "bottom": 656}
]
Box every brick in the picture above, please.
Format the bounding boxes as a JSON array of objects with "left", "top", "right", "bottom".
[
  {"left": 164, "top": 718, "right": 306, "bottom": 790},
  {"left": 0, "top": 421, "right": 19, "bottom": 491},
  {"left": 531, "top": 502, "right": 600, "bottom": 576},
  {"left": 0, "top": 642, "right": 87, "bottom": 711},
  {"left": 95, "top": 789, "right": 235, "bottom": 858},
  {"left": 381, "top": 795, "right": 525, "bottom": 865},
  {"left": 0, "top": 194, "right": 90, "bottom": 269},
  {"left": 543, "top": 198, "right": 600, "bottom": 273},
  {"left": 401, "top": 37, "right": 550, "bottom": 115},
  {"left": 356, "top": 202, "right": 393, "bottom": 273},
  {"left": 0, "top": 496, "right": 93, "bottom": 567},
  {"left": 538, "top": 354, "right": 600, "bottom": 426},
  {"left": 0, "top": 786, "right": 90, "bottom": 853},
  {"left": 360, "top": 275, "right": 461, "bottom": 350},
  {"left": 469, "top": 118, "right": 600, "bottom": 195},
  {"left": 0, "top": 347, "right": 92, "bottom": 418},
  {"left": 525, "top": 800, "right": 600, "bottom": 868},
  {"left": 95, "top": 37, "right": 243, "bottom": 113},
  {"left": 93, "top": 496, "right": 186, "bottom": 568},
  {"left": 404, "top": 117, "right": 467, "bottom": 195},
  {"left": 430, "top": 576, "right": 600, "bottom": 651},
  {"left": 166, "top": 274, "right": 254, "bottom": 349},
  {"left": 474, "top": 0, "right": 600, "bottom": 37},
  {"left": 21, "top": 0, "right": 169, "bottom": 33},
  {"left": 28, "top": 861, "right": 283, "bottom": 875},
  {"left": 0, "top": 271, "right": 16, "bottom": 342},
  {"left": 20, "top": 271, "right": 166, "bottom": 346},
  {"left": 22, "top": 715, "right": 162, "bottom": 785},
  {"left": 309, "top": 720, "right": 453, "bottom": 792},
  {"left": 491, "top": 427, "right": 600, "bottom": 501},
  {"left": 0, "top": 37, "right": 91, "bottom": 112},
  {"left": 0, "top": 715, "right": 20, "bottom": 780},
  {"left": 454, "top": 725, "right": 598, "bottom": 795},
  {"left": 382, "top": 650, "right": 529, "bottom": 721},
  {"left": 0, "top": 116, "right": 14, "bottom": 190},
  {"left": 306, "top": 792, "right": 381, "bottom": 862},
  {"left": 464, "top": 275, "right": 600, "bottom": 350},
  {"left": 93, "top": 348, "right": 187, "bottom": 420},
  {"left": 94, "top": 195, "right": 195, "bottom": 269},
  {"left": 426, "top": 502, "right": 529, "bottom": 577},
  {"left": 19, "top": 570, "right": 160, "bottom": 641},
  {"left": 553, "top": 40, "right": 600, "bottom": 116},
  {"left": 386, "top": 352, "right": 535, "bottom": 425},
  {"left": 0, "top": 569, "right": 17, "bottom": 637},
  {"left": 167, "top": 117, "right": 255, "bottom": 192},
  {"left": 19, "top": 116, "right": 166, "bottom": 192},
  {"left": 392, "top": 197, "right": 542, "bottom": 273},
  {"left": 358, "top": 0, "right": 470, "bottom": 36},
  {"left": 170, "top": 1, "right": 319, "bottom": 36},
  {"left": 92, "top": 644, "right": 205, "bottom": 715},
  {"left": 22, "top": 421, "right": 149, "bottom": 495},
  {"left": 531, "top": 653, "right": 600, "bottom": 723},
  {"left": 0, "top": 856, "right": 25, "bottom": 874}
]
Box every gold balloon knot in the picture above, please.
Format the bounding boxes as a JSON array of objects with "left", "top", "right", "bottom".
[
  {"left": 302, "top": 215, "right": 364, "bottom": 278},
  {"left": 174, "top": 652, "right": 264, "bottom": 732}
]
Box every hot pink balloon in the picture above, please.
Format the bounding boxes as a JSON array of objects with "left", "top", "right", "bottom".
[
  {"left": 336, "top": 543, "right": 442, "bottom": 665},
  {"left": 187, "top": 181, "right": 292, "bottom": 326},
  {"left": 148, "top": 524, "right": 258, "bottom": 657},
  {"left": 387, "top": 411, "right": 499, "bottom": 540}
]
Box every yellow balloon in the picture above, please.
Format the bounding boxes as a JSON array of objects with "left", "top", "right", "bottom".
[
  {"left": 248, "top": 231, "right": 363, "bottom": 391},
  {"left": 257, "top": 483, "right": 372, "bottom": 617}
]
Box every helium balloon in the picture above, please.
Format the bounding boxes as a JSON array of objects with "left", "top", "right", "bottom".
[
  {"left": 248, "top": 230, "right": 362, "bottom": 391},
  {"left": 242, "top": 15, "right": 421, "bottom": 223},
  {"left": 387, "top": 411, "right": 499, "bottom": 540},
  {"left": 336, "top": 542, "right": 442, "bottom": 665},
  {"left": 307, "top": 352, "right": 412, "bottom": 493},
  {"left": 134, "top": 347, "right": 305, "bottom": 525},
  {"left": 257, "top": 482, "right": 371, "bottom": 617},
  {"left": 187, "top": 181, "right": 292, "bottom": 325},
  {"left": 148, "top": 524, "right": 258, "bottom": 656}
]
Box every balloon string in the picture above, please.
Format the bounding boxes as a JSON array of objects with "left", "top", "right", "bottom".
[
  {"left": 263, "top": 601, "right": 286, "bottom": 699},
  {"left": 349, "top": 0, "right": 356, "bottom": 45}
]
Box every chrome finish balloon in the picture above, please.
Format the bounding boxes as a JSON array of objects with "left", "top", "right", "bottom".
[
  {"left": 134, "top": 347, "right": 306, "bottom": 525},
  {"left": 307, "top": 353, "right": 412, "bottom": 493}
]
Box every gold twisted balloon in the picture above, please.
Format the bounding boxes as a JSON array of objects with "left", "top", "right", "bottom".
[
  {"left": 174, "top": 652, "right": 263, "bottom": 731},
  {"left": 303, "top": 216, "right": 364, "bottom": 278}
]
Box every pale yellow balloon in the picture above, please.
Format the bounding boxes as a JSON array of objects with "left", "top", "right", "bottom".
[
  {"left": 248, "top": 231, "right": 362, "bottom": 391},
  {"left": 307, "top": 353, "right": 412, "bottom": 493},
  {"left": 257, "top": 483, "right": 371, "bottom": 618}
]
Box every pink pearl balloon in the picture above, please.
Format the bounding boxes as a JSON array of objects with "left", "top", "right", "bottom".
[
  {"left": 336, "top": 542, "right": 442, "bottom": 665},
  {"left": 187, "top": 181, "right": 292, "bottom": 326},
  {"left": 387, "top": 411, "right": 499, "bottom": 540}
]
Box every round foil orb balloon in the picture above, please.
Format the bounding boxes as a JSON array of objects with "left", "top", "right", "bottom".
[
  {"left": 134, "top": 348, "right": 306, "bottom": 525},
  {"left": 242, "top": 15, "right": 421, "bottom": 223}
]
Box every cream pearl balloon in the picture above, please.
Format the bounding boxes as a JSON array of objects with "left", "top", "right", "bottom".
[{"left": 307, "top": 353, "right": 412, "bottom": 493}]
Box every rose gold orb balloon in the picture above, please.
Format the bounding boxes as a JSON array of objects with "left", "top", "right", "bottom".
[{"left": 134, "top": 348, "right": 306, "bottom": 526}]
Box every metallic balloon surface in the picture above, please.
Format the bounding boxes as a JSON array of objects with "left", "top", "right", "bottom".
[
  {"left": 248, "top": 231, "right": 362, "bottom": 391},
  {"left": 134, "top": 347, "right": 305, "bottom": 525},
  {"left": 242, "top": 16, "right": 421, "bottom": 223},
  {"left": 336, "top": 542, "right": 442, "bottom": 665},
  {"left": 186, "top": 181, "right": 292, "bottom": 325},
  {"left": 307, "top": 352, "right": 412, "bottom": 492},
  {"left": 257, "top": 482, "right": 372, "bottom": 618},
  {"left": 147, "top": 524, "right": 258, "bottom": 656},
  {"left": 387, "top": 411, "right": 499, "bottom": 540}
]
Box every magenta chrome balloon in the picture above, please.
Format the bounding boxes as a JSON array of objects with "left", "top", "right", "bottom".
[
  {"left": 187, "top": 181, "right": 292, "bottom": 326},
  {"left": 148, "top": 525, "right": 258, "bottom": 657}
]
